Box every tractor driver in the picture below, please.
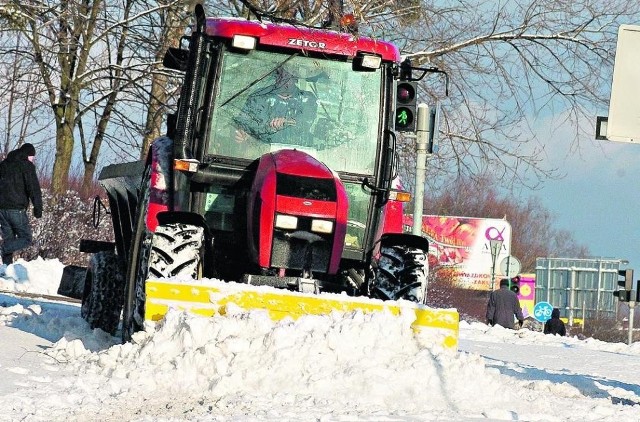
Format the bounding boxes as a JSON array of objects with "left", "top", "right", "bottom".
[{"left": 234, "top": 66, "right": 318, "bottom": 146}]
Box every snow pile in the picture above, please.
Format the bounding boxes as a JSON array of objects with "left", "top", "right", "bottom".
[
  {"left": 33, "top": 308, "right": 579, "bottom": 421},
  {"left": 0, "top": 257, "right": 65, "bottom": 295},
  {"left": 3, "top": 258, "right": 640, "bottom": 421}
]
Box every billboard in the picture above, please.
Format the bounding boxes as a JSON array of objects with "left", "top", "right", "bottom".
[
  {"left": 404, "top": 215, "right": 512, "bottom": 290},
  {"left": 606, "top": 25, "right": 640, "bottom": 143}
]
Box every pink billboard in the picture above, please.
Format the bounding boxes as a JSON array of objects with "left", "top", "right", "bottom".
[{"left": 403, "top": 215, "right": 512, "bottom": 290}]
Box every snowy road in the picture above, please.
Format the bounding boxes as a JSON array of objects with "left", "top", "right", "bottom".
[{"left": 460, "top": 334, "right": 640, "bottom": 406}]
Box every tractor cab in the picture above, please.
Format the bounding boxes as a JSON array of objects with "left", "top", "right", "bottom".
[
  {"left": 205, "top": 40, "right": 389, "bottom": 254},
  {"left": 163, "top": 16, "right": 409, "bottom": 284}
]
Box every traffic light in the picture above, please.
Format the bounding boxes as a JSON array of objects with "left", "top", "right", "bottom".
[
  {"left": 619, "top": 269, "right": 634, "bottom": 290},
  {"left": 395, "top": 81, "right": 417, "bottom": 132},
  {"left": 614, "top": 289, "right": 631, "bottom": 302},
  {"left": 614, "top": 269, "right": 634, "bottom": 302},
  {"left": 509, "top": 275, "right": 520, "bottom": 294}
]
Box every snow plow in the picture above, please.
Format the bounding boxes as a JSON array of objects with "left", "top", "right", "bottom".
[
  {"left": 145, "top": 279, "right": 459, "bottom": 348},
  {"left": 60, "top": 5, "right": 459, "bottom": 349}
]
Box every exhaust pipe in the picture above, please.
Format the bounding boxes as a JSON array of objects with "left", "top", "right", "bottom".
[{"left": 174, "top": 4, "right": 207, "bottom": 161}]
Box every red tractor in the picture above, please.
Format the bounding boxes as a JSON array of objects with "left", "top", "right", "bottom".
[{"left": 67, "top": 6, "right": 457, "bottom": 344}]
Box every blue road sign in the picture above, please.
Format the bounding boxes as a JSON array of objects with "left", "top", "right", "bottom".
[{"left": 533, "top": 301, "right": 554, "bottom": 322}]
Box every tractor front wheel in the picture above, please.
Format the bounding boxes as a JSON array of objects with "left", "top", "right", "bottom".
[
  {"left": 147, "top": 223, "right": 204, "bottom": 278},
  {"left": 370, "top": 234, "right": 429, "bottom": 304}
]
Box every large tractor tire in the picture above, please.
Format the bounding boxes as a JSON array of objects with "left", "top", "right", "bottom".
[
  {"left": 371, "top": 234, "right": 429, "bottom": 304},
  {"left": 122, "top": 232, "right": 151, "bottom": 342},
  {"left": 81, "top": 251, "right": 125, "bottom": 335},
  {"left": 122, "top": 164, "right": 152, "bottom": 343},
  {"left": 148, "top": 223, "right": 204, "bottom": 278}
]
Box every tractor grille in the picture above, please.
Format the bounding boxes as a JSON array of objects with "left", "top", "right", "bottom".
[
  {"left": 271, "top": 226, "right": 332, "bottom": 273},
  {"left": 276, "top": 174, "right": 336, "bottom": 200}
]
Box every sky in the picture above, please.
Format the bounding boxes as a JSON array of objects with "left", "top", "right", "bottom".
[
  {"left": 3, "top": 258, "right": 640, "bottom": 421},
  {"left": 526, "top": 111, "right": 640, "bottom": 271},
  {"left": 518, "top": 21, "right": 640, "bottom": 271}
]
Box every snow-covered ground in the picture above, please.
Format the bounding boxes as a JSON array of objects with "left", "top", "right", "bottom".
[{"left": 1, "top": 258, "right": 640, "bottom": 421}]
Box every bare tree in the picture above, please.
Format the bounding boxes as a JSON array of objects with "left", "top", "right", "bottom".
[
  {"left": 0, "top": 31, "right": 50, "bottom": 159},
  {"left": 216, "top": 0, "right": 639, "bottom": 191},
  {"left": 0, "top": 1, "right": 176, "bottom": 194},
  {"left": 423, "top": 173, "right": 589, "bottom": 272},
  {"left": 391, "top": 1, "right": 640, "bottom": 190},
  {"left": 136, "top": 0, "right": 194, "bottom": 158},
  {"left": 2, "top": 0, "right": 638, "bottom": 196}
]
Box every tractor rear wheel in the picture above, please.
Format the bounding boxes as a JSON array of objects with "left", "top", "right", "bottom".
[
  {"left": 81, "top": 251, "right": 125, "bottom": 335},
  {"left": 371, "top": 242, "right": 428, "bottom": 304}
]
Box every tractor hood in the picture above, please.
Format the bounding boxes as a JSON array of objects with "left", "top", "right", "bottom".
[
  {"left": 267, "top": 148, "right": 335, "bottom": 178},
  {"left": 247, "top": 149, "right": 349, "bottom": 274}
]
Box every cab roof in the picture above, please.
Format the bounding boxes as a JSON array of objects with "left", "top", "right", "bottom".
[{"left": 205, "top": 17, "right": 401, "bottom": 62}]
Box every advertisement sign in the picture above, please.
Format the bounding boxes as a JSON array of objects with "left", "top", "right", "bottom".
[
  {"left": 517, "top": 274, "right": 536, "bottom": 319},
  {"left": 403, "top": 215, "right": 512, "bottom": 290}
]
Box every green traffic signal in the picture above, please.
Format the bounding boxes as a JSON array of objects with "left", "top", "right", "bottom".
[
  {"left": 396, "top": 108, "right": 413, "bottom": 128},
  {"left": 395, "top": 81, "right": 417, "bottom": 132}
]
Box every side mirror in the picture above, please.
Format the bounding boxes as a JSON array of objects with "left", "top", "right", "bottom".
[{"left": 163, "top": 47, "right": 189, "bottom": 71}]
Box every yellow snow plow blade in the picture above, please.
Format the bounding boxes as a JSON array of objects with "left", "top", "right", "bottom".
[{"left": 145, "top": 279, "right": 459, "bottom": 349}]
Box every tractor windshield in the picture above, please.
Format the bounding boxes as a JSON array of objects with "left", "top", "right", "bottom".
[{"left": 208, "top": 49, "right": 382, "bottom": 175}]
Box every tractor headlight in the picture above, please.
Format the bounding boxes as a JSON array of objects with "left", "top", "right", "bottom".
[
  {"left": 360, "top": 54, "right": 381, "bottom": 69},
  {"left": 232, "top": 35, "right": 257, "bottom": 50},
  {"left": 275, "top": 214, "right": 298, "bottom": 230},
  {"left": 311, "top": 219, "right": 334, "bottom": 234}
]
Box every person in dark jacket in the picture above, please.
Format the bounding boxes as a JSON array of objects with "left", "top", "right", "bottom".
[
  {"left": 544, "top": 308, "right": 567, "bottom": 336},
  {"left": 0, "top": 143, "right": 42, "bottom": 264},
  {"left": 486, "top": 278, "right": 525, "bottom": 329}
]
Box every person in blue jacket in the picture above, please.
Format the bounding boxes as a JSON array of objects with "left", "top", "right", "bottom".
[{"left": 486, "top": 278, "right": 525, "bottom": 329}]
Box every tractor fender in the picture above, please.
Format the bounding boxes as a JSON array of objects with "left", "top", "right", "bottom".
[
  {"left": 156, "top": 211, "right": 212, "bottom": 246},
  {"left": 379, "top": 232, "right": 429, "bottom": 252}
]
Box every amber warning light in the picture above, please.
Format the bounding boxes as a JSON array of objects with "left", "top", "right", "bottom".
[
  {"left": 174, "top": 158, "right": 199, "bottom": 173},
  {"left": 339, "top": 14, "right": 358, "bottom": 32}
]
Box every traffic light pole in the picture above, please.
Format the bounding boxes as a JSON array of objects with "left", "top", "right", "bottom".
[
  {"left": 628, "top": 300, "right": 635, "bottom": 345},
  {"left": 411, "top": 104, "right": 430, "bottom": 237},
  {"left": 409, "top": 104, "right": 431, "bottom": 302}
]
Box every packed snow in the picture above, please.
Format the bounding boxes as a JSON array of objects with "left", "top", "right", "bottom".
[{"left": 1, "top": 258, "right": 640, "bottom": 421}]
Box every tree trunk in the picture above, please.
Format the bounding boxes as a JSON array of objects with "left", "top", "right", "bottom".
[
  {"left": 81, "top": 160, "right": 97, "bottom": 196},
  {"left": 51, "top": 118, "right": 75, "bottom": 194},
  {"left": 141, "top": 6, "right": 191, "bottom": 159},
  {"left": 141, "top": 73, "right": 168, "bottom": 159}
]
